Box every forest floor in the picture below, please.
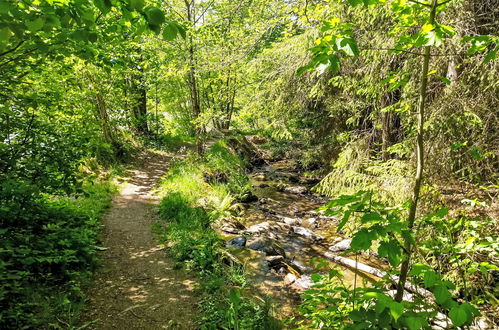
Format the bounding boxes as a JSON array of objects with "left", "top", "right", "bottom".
[{"left": 80, "top": 151, "right": 199, "bottom": 329}]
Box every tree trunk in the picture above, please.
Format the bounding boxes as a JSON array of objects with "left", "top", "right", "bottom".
[
  {"left": 185, "top": 0, "right": 203, "bottom": 154},
  {"left": 85, "top": 70, "right": 117, "bottom": 148},
  {"left": 381, "top": 107, "right": 391, "bottom": 162},
  {"left": 132, "top": 65, "right": 149, "bottom": 135},
  {"left": 395, "top": 0, "right": 438, "bottom": 302}
]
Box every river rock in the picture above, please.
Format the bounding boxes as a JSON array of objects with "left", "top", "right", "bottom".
[
  {"left": 258, "top": 183, "right": 269, "bottom": 188},
  {"left": 275, "top": 214, "right": 301, "bottom": 226},
  {"left": 224, "top": 247, "right": 269, "bottom": 279},
  {"left": 292, "top": 226, "right": 324, "bottom": 241},
  {"left": 294, "top": 274, "right": 314, "bottom": 289},
  {"left": 239, "top": 192, "right": 258, "bottom": 203},
  {"left": 246, "top": 237, "right": 286, "bottom": 257},
  {"left": 258, "top": 198, "right": 272, "bottom": 204},
  {"left": 245, "top": 221, "right": 292, "bottom": 235},
  {"left": 284, "top": 273, "right": 297, "bottom": 285},
  {"left": 253, "top": 172, "right": 267, "bottom": 181},
  {"left": 329, "top": 239, "right": 352, "bottom": 252},
  {"left": 218, "top": 217, "right": 246, "bottom": 234},
  {"left": 305, "top": 217, "right": 318, "bottom": 227},
  {"left": 265, "top": 255, "right": 285, "bottom": 267},
  {"left": 283, "top": 185, "right": 308, "bottom": 194},
  {"left": 227, "top": 237, "right": 247, "bottom": 247}
]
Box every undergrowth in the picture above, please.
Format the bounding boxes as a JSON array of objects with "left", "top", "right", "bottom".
[
  {"left": 155, "top": 140, "right": 278, "bottom": 329},
  {"left": 0, "top": 179, "right": 117, "bottom": 329}
]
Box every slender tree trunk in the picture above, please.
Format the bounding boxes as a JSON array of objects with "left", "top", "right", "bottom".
[
  {"left": 381, "top": 104, "right": 391, "bottom": 162},
  {"left": 395, "top": 0, "right": 438, "bottom": 302},
  {"left": 132, "top": 64, "right": 149, "bottom": 135},
  {"left": 185, "top": 0, "right": 203, "bottom": 154},
  {"left": 85, "top": 70, "right": 116, "bottom": 147}
]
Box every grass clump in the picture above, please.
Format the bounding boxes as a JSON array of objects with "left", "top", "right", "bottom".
[{"left": 156, "top": 139, "right": 278, "bottom": 329}]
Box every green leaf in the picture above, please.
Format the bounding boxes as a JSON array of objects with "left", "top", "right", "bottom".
[
  {"left": 449, "top": 305, "right": 468, "bottom": 327},
  {"left": 145, "top": 6, "right": 165, "bottom": 25},
  {"left": 129, "top": 0, "right": 145, "bottom": 11},
  {"left": 162, "top": 22, "right": 178, "bottom": 41},
  {"left": 405, "top": 316, "right": 425, "bottom": 330},
  {"left": 93, "top": 0, "right": 112, "bottom": 14},
  {"left": 311, "top": 273, "right": 322, "bottom": 283},
  {"left": 425, "top": 30, "right": 442, "bottom": 47},
  {"left": 360, "top": 212, "right": 383, "bottom": 224},
  {"left": 378, "top": 240, "right": 401, "bottom": 267},
  {"left": 0, "top": 27, "right": 12, "bottom": 42},
  {"left": 423, "top": 271, "right": 439, "bottom": 288},
  {"left": 328, "top": 55, "right": 340, "bottom": 73},
  {"left": 348, "top": 0, "right": 364, "bottom": 6},
  {"left": 173, "top": 22, "right": 187, "bottom": 39},
  {"left": 337, "top": 210, "right": 352, "bottom": 231},
  {"left": 439, "top": 76, "right": 451, "bottom": 85},
  {"left": 389, "top": 301, "right": 404, "bottom": 321},
  {"left": 408, "top": 264, "right": 430, "bottom": 276},
  {"left": 375, "top": 300, "right": 387, "bottom": 314},
  {"left": 350, "top": 229, "right": 376, "bottom": 251},
  {"left": 148, "top": 23, "right": 161, "bottom": 35},
  {"left": 349, "top": 310, "right": 364, "bottom": 321},
  {"left": 433, "top": 284, "right": 452, "bottom": 305},
  {"left": 483, "top": 48, "right": 497, "bottom": 64},
  {"left": 461, "top": 302, "right": 480, "bottom": 319},
  {"left": 296, "top": 65, "right": 311, "bottom": 76},
  {"left": 88, "top": 32, "right": 98, "bottom": 43},
  {"left": 338, "top": 37, "right": 359, "bottom": 56},
  {"left": 26, "top": 17, "right": 44, "bottom": 32}
]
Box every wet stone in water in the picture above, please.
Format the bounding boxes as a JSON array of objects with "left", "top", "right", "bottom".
[
  {"left": 247, "top": 237, "right": 286, "bottom": 257},
  {"left": 227, "top": 237, "right": 247, "bottom": 247}
]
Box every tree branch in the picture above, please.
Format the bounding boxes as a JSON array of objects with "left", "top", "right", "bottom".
[
  {"left": 407, "top": 0, "right": 431, "bottom": 7},
  {"left": 0, "top": 40, "right": 25, "bottom": 58}
]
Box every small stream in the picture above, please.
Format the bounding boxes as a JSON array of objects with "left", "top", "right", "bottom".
[{"left": 218, "top": 159, "right": 386, "bottom": 317}]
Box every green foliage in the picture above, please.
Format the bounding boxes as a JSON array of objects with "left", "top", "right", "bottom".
[
  {"left": 0, "top": 180, "right": 116, "bottom": 328},
  {"left": 299, "top": 191, "right": 483, "bottom": 329},
  {"left": 418, "top": 211, "right": 498, "bottom": 304}
]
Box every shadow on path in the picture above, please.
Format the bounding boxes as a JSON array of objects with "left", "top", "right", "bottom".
[{"left": 80, "top": 151, "right": 199, "bottom": 330}]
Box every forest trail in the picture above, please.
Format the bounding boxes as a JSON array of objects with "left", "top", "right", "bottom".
[{"left": 80, "top": 151, "right": 199, "bottom": 330}]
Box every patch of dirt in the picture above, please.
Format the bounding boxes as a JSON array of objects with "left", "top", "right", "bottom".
[{"left": 80, "top": 151, "right": 199, "bottom": 329}]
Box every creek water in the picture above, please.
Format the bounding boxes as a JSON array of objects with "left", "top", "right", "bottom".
[{"left": 220, "top": 159, "right": 386, "bottom": 318}]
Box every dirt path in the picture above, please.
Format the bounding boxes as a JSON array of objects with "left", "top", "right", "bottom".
[{"left": 81, "top": 151, "right": 199, "bottom": 329}]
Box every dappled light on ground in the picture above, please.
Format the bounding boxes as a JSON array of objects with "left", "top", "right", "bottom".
[{"left": 80, "top": 152, "right": 199, "bottom": 329}]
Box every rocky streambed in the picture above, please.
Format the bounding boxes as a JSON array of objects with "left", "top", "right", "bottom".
[{"left": 213, "top": 158, "right": 387, "bottom": 317}]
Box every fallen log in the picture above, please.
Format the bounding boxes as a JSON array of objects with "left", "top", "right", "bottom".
[
  {"left": 323, "top": 253, "right": 452, "bottom": 328},
  {"left": 323, "top": 253, "right": 434, "bottom": 300}
]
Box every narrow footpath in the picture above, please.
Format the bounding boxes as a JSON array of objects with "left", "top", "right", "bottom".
[{"left": 81, "top": 151, "right": 199, "bottom": 329}]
